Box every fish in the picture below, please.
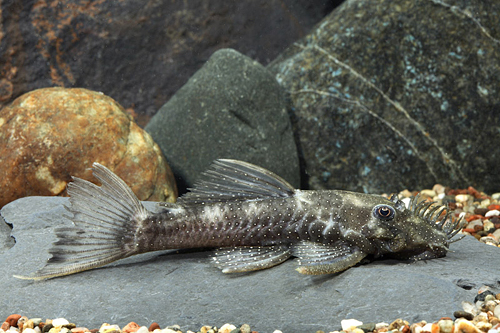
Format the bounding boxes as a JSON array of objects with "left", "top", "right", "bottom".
[{"left": 14, "top": 159, "right": 465, "bottom": 280}]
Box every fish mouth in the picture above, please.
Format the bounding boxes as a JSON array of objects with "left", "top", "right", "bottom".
[{"left": 408, "top": 193, "right": 465, "bottom": 243}]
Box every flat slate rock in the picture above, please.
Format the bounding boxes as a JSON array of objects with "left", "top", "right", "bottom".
[
  {"left": 2, "top": 196, "right": 499, "bottom": 332},
  {"left": 268, "top": 0, "right": 500, "bottom": 194},
  {"left": 146, "top": 48, "right": 299, "bottom": 193}
]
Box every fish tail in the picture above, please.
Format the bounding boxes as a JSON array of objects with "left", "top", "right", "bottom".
[{"left": 14, "top": 163, "right": 149, "bottom": 280}]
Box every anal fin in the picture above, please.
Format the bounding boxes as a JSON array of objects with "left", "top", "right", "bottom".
[
  {"left": 292, "top": 241, "right": 366, "bottom": 275},
  {"left": 212, "top": 245, "right": 292, "bottom": 273}
]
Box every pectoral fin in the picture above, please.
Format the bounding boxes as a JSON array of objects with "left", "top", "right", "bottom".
[
  {"left": 292, "top": 241, "right": 366, "bottom": 275},
  {"left": 212, "top": 245, "right": 292, "bottom": 273}
]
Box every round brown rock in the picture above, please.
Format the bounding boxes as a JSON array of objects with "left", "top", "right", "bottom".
[{"left": 0, "top": 87, "right": 177, "bottom": 207}]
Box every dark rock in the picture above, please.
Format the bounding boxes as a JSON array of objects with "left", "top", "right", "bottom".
[
  {"left": 0, "top": 0, "right": 339, "bottom": 125},
  {"left": 268, "top": 0, "right": 500, "bottom": 193},
  {"left": 453, "top": 311, "right": 474, "bottom": 321},
  {"left": 474, "top": 290, "right": 496, "bottom": 303},
  {"left": 474, "top": 208, "right": 489, "bottom": 216},
  {"left": 0, "top": 87, "right": 177, "bottom": 208},
  {"left": 146, "top": 49, "right": 300, "bottom": 193},
  {"left": 2, "top": 196, "right": 500, "bottom": 332}
]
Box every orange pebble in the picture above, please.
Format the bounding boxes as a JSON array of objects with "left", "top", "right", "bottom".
[
  {"left": 148, "top": 323, "right": 160, "bottom": 331},
  {"left": 1, "top": 322, "right": 9, "bottom": 331},
  {"left": 455, "top": 320, "right": 481, "bottom": 333},
  {"left": 431, "top": 323, "right": 440, "bottom": 333},
  {"left": 488, "top": 204, "right": 500, "bottom": 211},
  {"left": 448, "top": 189, "right": 468, "bottom": 195},
  {"left": 467, "top": 186, "right": 481, "bottom": 198},
  {"left": 5, "top": 315, "right": 22, "bottom": 327},
  {"left": 466, "top": 215, "right": 485, "bottom": 222},
  {"left": 122, "top": 322, "right": 140, "bottom": 333}
]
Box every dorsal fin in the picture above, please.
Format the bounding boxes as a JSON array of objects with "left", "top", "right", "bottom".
[{"left": 178, "top": 159, "right": 295, "bottom": 206}]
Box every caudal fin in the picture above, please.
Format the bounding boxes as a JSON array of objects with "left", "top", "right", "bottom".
[{"left": 14, "top": 163, "right": 149, "bottom": 280}]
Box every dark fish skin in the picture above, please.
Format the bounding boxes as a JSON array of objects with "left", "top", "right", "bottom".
[{"left": 14, "top": 159, "right": 464, "bottom": 280}]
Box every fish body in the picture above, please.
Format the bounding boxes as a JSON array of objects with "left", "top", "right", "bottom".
[{"left": 15, "top": 159, "right": 464, "bottom": 280}]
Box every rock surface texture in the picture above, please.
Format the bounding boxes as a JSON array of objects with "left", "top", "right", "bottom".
[
  {"left": 0, "top": 88, "right": 177, "bottom": 207},
  {"left": 0, "top": 0, "right": 337, "bottom": 125},
  {"left": 268, "top": 0, "right": 500, "bottom": 193},
  {"left": 146, "top": 49, "right": 300, "bottom": 192},
  {"left": 1, "top": 196, "right": 499, "bottom": 332}
]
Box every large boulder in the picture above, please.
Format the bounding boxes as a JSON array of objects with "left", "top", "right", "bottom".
[
  {"left": 1, "top": 196, "right": 498, "bottom": 332},
  {"left": 0, "top": 87, "right": 177, "bottom": 207},
  {"left": 268, "top": 0, "right": 500, "bottom": 193},
  {"left": 146, "top": 49, "right": 300, "bottom": 192},
  {"left": 0, "top": 0, "right": 337, "bottom": 125}
]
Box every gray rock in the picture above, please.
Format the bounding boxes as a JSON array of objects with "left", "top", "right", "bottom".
[
  {"left": 268, "top": 0, "right": 500, "bottom": 193},
  {"left": 2, "top": 196, "right": 499, "bottom": 332},
  {"left": 146, "top": 49, "right": 300, "bottom": 192}
]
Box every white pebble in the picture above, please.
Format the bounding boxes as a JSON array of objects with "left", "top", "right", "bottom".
[
  {"left": 160, "top": 329, "right": 177, "bottom": 333},
  {"left": 480, "top": 199, "right": 491, "bottom": 208},
  {"left": 422, "top": 323, "right": 433, "bottom": 332},
  {"left": 420, "top": 189, "right": 436, "bottom": 197},
  {"left": 480, "top": 236, "right": 499, "bottom": 246},
  {"left": 432, "top": 184, "right": 446, "bottom": 195},
  {"left": 484, "top": 220, "right": 495, "bottom": 230},
  {"left": 485, "top": 210, "right": 500, "bottom": 217},
  {"left": 456, "top": 194, "right": 472, "bottom": 202},
  {"left": 136, "top": 327, "right": 149, "bottom": 333},
  {"left": 494, "top": 304, "right": 500, "bottom": 318},
  {"left": 22, "top": 330, "right": 36, "bottom": 333},
  {"left": 375, "top": 323, "right": 389, "bottom": 330},
  {"left": 492, "top": 193, "right": 500, "bottom": 200},
  {"left": 341, "top": 319, "right": 363, "bottom": 330},
  {"left": 492, "top": 229, "right": 500, "bottom": 242},
  {"left": 462, "top": 301, "right": 477, "bottom": 315},
  {"left": 51, "top": 319, "right": 69, "bottom": 327},
  {"left": 272, "top": 331, "right": 283, "bottom": 333},
  {"left": 99, "top": 325, "right": 120, "bottom": 333},
  {"left": 219, "top": 324, "right": 237, "bottom": 333}
]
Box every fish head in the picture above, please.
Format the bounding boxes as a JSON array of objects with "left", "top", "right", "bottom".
[{"left": 359, "top": 193, "right": 464, "bottom": 260}]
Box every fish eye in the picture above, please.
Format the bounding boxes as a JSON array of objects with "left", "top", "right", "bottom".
[{"left": 372, "top": 204, "right": 395, "bottom": 220}]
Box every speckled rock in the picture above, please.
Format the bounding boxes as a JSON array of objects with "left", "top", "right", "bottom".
[
  {"left": 268, "top": 0, "right": 500, "bottom": 193},
  {"left": 146, "top": 49, "right": 300, "bottom": 193},
  {"left": 0, "top": 87, "right": 177, "bottom": 207}
]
